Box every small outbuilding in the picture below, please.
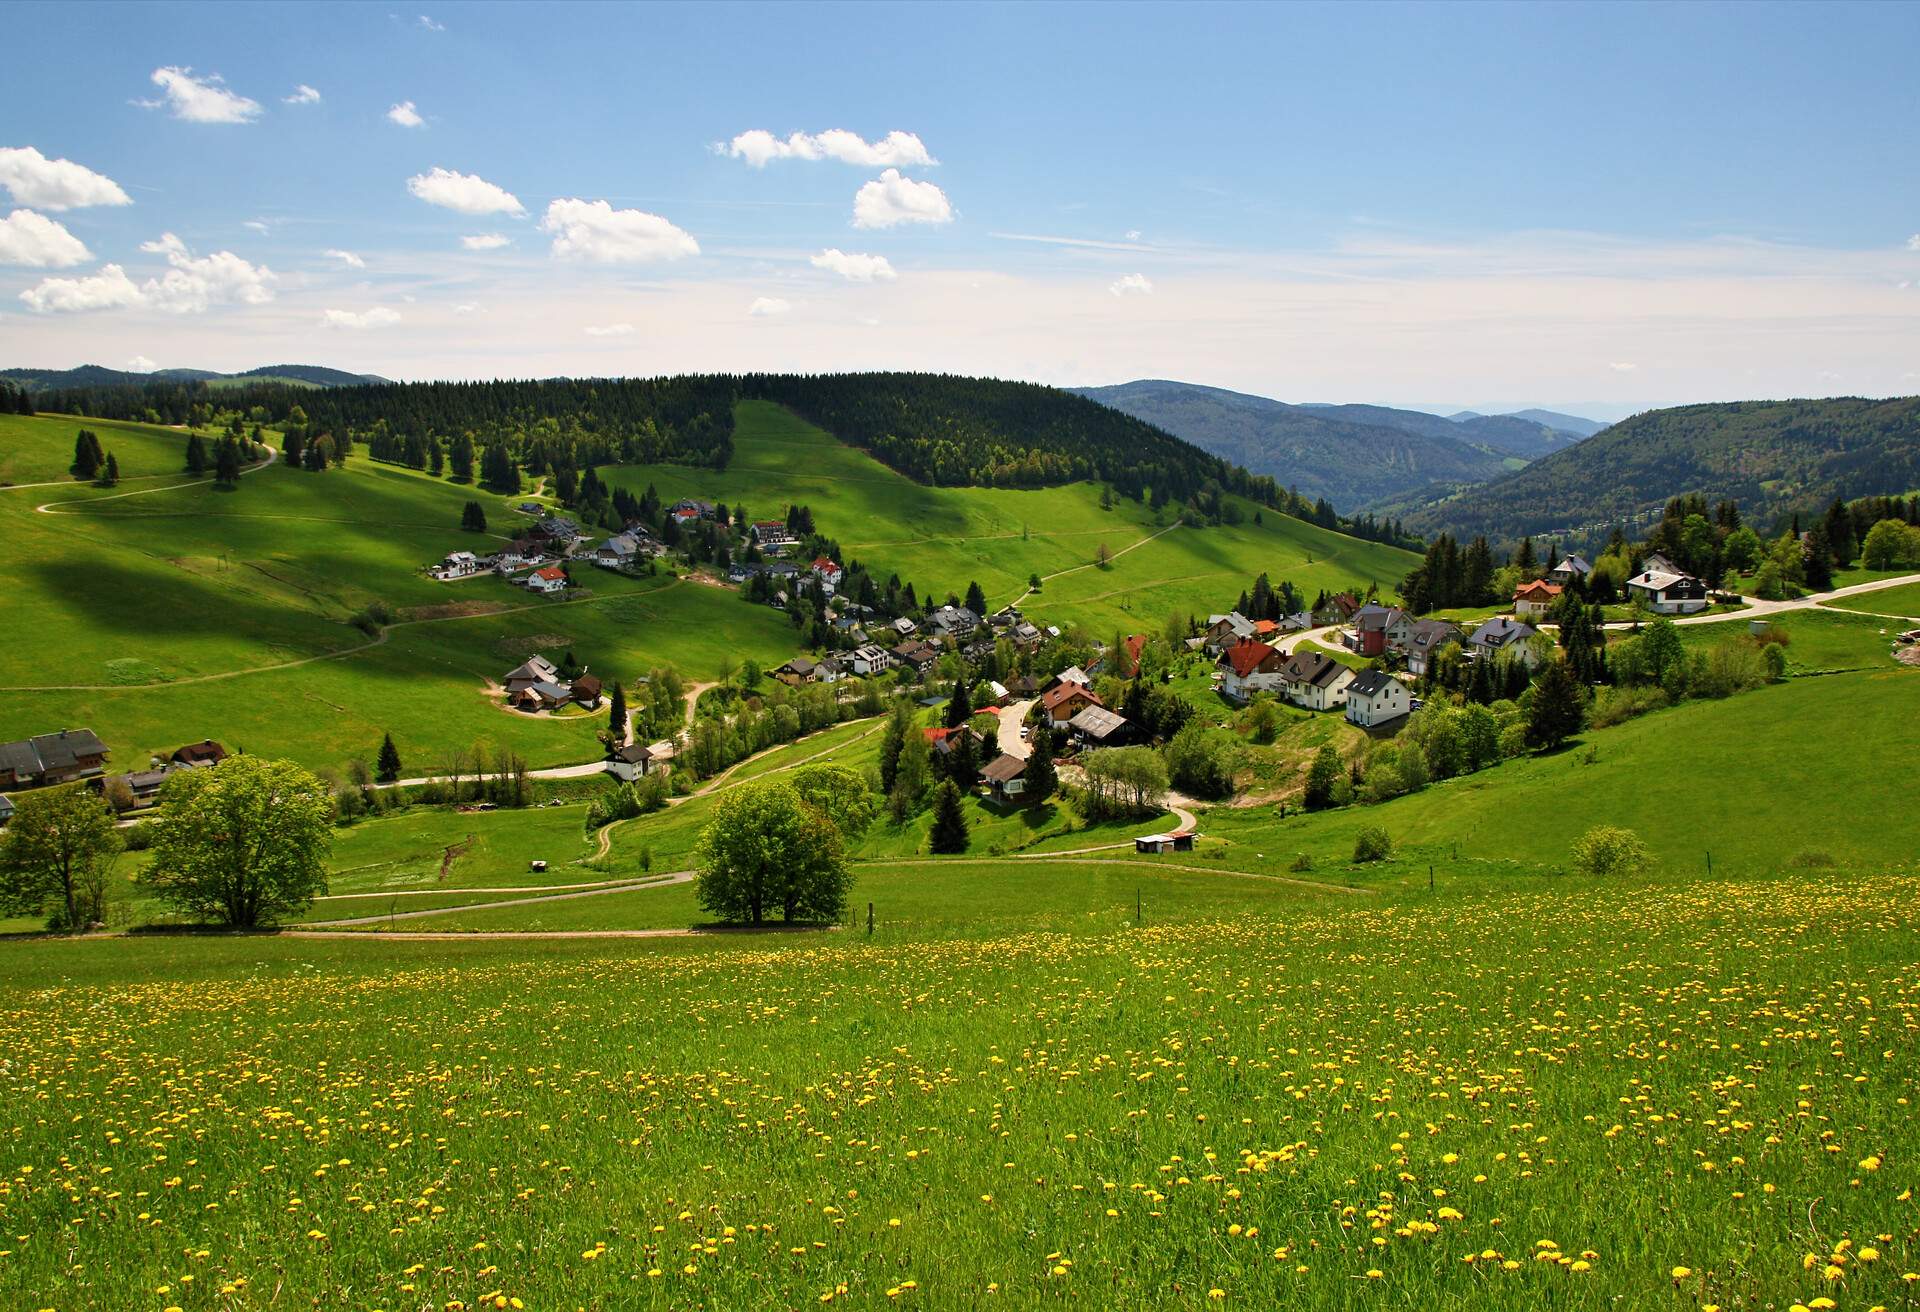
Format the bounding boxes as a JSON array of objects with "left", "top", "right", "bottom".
[{"left": 1135, "top": 830, "right": 1196, "bottom": 854}]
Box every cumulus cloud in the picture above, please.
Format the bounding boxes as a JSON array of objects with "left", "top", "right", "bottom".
[
  {"left": 321, "top": 306, "right": 402, "bottom": 329},
  {"left": 0, "top": 146, "right": 133, "bottom": 210},
  {"left": 19, "top": 264, "right": 144, "bottom": 313},
  {"left": 139, "top": 67, "right": 262, "bottom": 123},
  {"left": 540, "top": 198, "right": 698, "bottom": 263},
  {"left": 418, "top": 14, "right": 445, "bottom": 30},
  {"left": 1109, "top": 273, "right": 1153, "bottom": 296},
  {"left": 460, "top": 233, "right": 512, "bottom": 250},
  {"left": 810, "top": 248, "right": 897, "bottom": 282},
  {"left": 1908, "top": 234, "right": 1920, "bottom": 252},
  {"left": 126, "top": 355, "right": 158, "bottom": 372},
  {"left": 323, "top": 248, "right": 365, "bottom": 269},
  {"left": 852, "top": 169, "right": 953, "bottom": 229},
  {"left": 138, "top": 233, "right": 277, "bottom": 313},
  {"left": 284, "top": 84, "right": 322, "bottom": 105},
  {"left": 1608, "top": 361, "right": 1638, "bottom": 372},
  {"left": 0, "top": 210, "right": 93, "bottom": 267},
  {"left": 407, "top": 167, "right": 524, "bottom": 215},
  {"left": 748, "top": 297, "right": 792, "bottom": 317},
  {"left": 387, "top": 100, "right": 425, "bottom": 128},
  {"left": 726, "top": 129, "right": 936, "bottom": 169},
  {"left": 584, "top": 322, "right": 634, "bottom": 337}
]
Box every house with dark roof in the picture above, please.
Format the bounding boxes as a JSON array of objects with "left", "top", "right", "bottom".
[
  {"left": 1345, "top": 670, "right": 1411, "bottom": 729},
  {"left": 981, "top": 752, "right": 1028, "bottom": 803},
  {"left": 504, "top": 655, "right": 562, "bottom": 696},
  {"left": 926, "top": 605, "right": 981, "bottom": 641},
  {"left": 0, "top": 729, "right": 110, "bottom": 788},
  {"left": 891, "top": 640, "right": 939, "bottom": 677},
  {"left": 1548, "top": 554, "right": 1593, "bottom": 586},
  {"left": 1203, "top": 612, "right": 1256, "bottom": 654},
  {"left": 1068, "top": 704, "right": 1131, "bottom": 746},
  {"left": 1468, "top": 616, "right": 1542, "bottom": 667},
  {"left": 170, "top": 739, "right": 228, "bottom": 768},
  {"left": 1401, "top": 619, "right": 1464, "bottom": 677},
  {"left": 1278, "top": 651, "right": 1355, "bottom": 711},
  {"left": 571, "top": 674, "right": 604, "bottom": 708},
  {"left": 604, "top": 741, "right": 658, "bottom": 782},
  {"left": 1216, "top": 638, "right": 1285, "bottom": 701},
  {"left": 1627, "top": 568, "right": 1710, "bottom": 614},
  {"left": 773, "top": 655, "right": 819, "bottom": 686}
]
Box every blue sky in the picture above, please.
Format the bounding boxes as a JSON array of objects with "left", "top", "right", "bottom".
[{"left": 2, "top": 0, "right": 1917, "bottom": 417}]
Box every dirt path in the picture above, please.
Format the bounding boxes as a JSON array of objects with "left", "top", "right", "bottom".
[
  {"left": 313, "top": 874, "right": 656, "bottom": 900},
  {"left": 303, "top": 870, "right": 692, "bottom": 927},
  {"left": 282, "top": 922, "right": 833, "bottom": 942},
  {"left": 32, "top": 445, "right": 277, "bottom": 514},
  {"left": 1003, "top": 520, "right": 1184, "bottom": 610},
  {"left": 874, "top": 853, "right": 1365, "bottom": 894}
]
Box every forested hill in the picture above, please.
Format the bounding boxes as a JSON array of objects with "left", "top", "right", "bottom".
[
  {"left": 28, "top": 370, "right": 1420, "bottom": 546},
  {"left": 1401, "top": 395, "right": 1920, "bottom": 546},
  {"left": 1, "top": 362, "right": 386, "bottom": 392},
  {"left": 1071, "top": 379, "right": 1514, "bottom": 510}
]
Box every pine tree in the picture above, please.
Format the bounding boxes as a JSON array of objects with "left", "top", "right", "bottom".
[
  {"left": 282, "top": 429, "right": 305, "bottom": 466},
  {"left": 1802, "top": 524, "right": 1835, "bottom": 591},
  {"left": 964, "top": 580, "right": 987, "bottom": 617},
  {"left": 607, "top": 681, "right": 628, "bottom": 744},
  {"left": 185, "top": 433, "right": 208, "bottom": 474},
  {"left": 928, "top": 780, "right": 970, "bottom": 854},
  {"left": 72, "top": 430, "right": 104, "bottom": 480},
  {"left": 947, "top": 730, "right": 980, "bottom": 790},
  {"left": 215, "top": 437, "right": 242, "bottom": 486},
  {"left": 1525, "top": 658, "right": 1586, "bottom": 751},
  {"left": 461, "top": 500, "right": 487, "bottom": 533},
  {"left": 945, "top": 677, "right": 972, "bottom": 729},
  {"left": 101, "top": 452, "right": 119, "bottom": 486},
  {"left": 1024, "top": 725, "right": 1057, "bottom": 806},
  {"left": 375, "top": 733, "right": 403, "bottom": 783},
  {"left": 1514, "top": 537, "right": 1538, "bottom": 576},
  {"left": 878, "top": 700, "right": 912, "bottom": 795}
]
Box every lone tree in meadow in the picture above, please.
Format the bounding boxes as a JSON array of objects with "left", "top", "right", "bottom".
[
  {"left": 928, "top": 780, "right": 971, "bottom": 854},
  {"left": 1526, "top": 657, "right": 1587, "bottom": 752},
  {"left": 375, "top": 733, "right": 404, "bottom": 783},
  {"left": 461, "top": 500, "right": 488, "bottom": 533},
  {"left": 142, "top": 756, "right": 334, "bottom": 928},
  {"left": 0, "top": 788, "right": 121, "bottom": 931},
  {"left": 693, "top": 778, "right": 850, "bottom": 925}
]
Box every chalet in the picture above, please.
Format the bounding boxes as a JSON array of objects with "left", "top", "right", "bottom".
[
  {"left": 1278, "top": 651, "right": 1355, "bottom": 711},
  {"left": 592, "top": 534, "right": 641, "bottom": 570},
  {"left": 892, "top": 640, "right": 939, "bottom": 677},
  {"left": 1548, "top": 554, "right": 1593, "bottom": 586},
  {"left": 534, "top": 514, "right": 582, "bottom": 542},
  {"left": 1068, "top": 704, "right": 1131, "bottom": 747},
  {"left": 510, "top": 680, "right": 573, "bottom": 711},
  {"left": 1135, "top": 830, "right": 1195, "bottom": 854},
  {"left": 503, "top": 656, "right": 563, "bottom": 697},
  {"left": 435, "top": 550, "right": 485, "bottom": 579},
  {"left": 850, "top": 644, "right": 895, "bottom": 676},
  {"left": 516, "top": 500, "right": 545, "bottom": 515},
  {"left": 100, "top": 765, "right": 173, "bottom": 807},
  {"left": 926, "top": 604, "right": 981, "bottom": 640},
  {"left": 494, "top": 540, "right": 542, "bottom": 573},
  {"left": 1513, "top": 579, "right": 1564, "bottom": 618},
  {"left": 1324, "top": 593, "right": 1363, "bottom": 623},
  {"left": 524, "top": 565, "right": 569, "bottom": 594},
  {"left": 773, "top": 656, "right": 819, "bottom": 687},
  {"left": 981, "top": 752, "right": 1028, "bottom": 803},
  {"left": 1007, "top": 618, "right": 1045, "bottom": 649},
  {"left": 1280, "top": 610, "right": 1315, "bottom": 633},
  {"left": 570, "top": 674, "right": 604, "bottom": 708},
  {"left": 1468, "top": 616, "right": 1541, "bottom": 666},
  {"left": 1626, "top": 568, "right": 1710, "bottom": 615},
  {"left": 1345, "top": 670, "right": 1411, "bottom": 729},
  {"left": 0, "top": 729, "right": 110, "bottom": 788},
  {"left": 170, "top": 739, "right": 227, "bottom": 768},
  {"left": 670, "top": 498, "right": 715, "bottom": 521},
  {"left": 604, "top": 741, "right": 657, "bottom": 782},
  {"left": 1203, "top": 612, "right": 1257, "bottom": 654},
  {"left": 1041, "top": 681, "right": 1103, "bottom": 730},
  {"left": 962, "top": 638, "right": 996, "bottom": 664},
  {"left": 1216, "top": 638, "right": 1286, "bottom": 701},
  {"left": 1401, "top": 619, "right": 1464, "bottom": 677},
  {"left": 813, "top": 656, "right": 848, "bottom": 685}
]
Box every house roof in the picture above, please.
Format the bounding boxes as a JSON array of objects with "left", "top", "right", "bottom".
[
  {"left": 1042, "top": 682, "right": 1100, "bottom": 713},
  {"left": 1555, "top": 554, "right": 1593, "bottom": 575},
  {"left": 531, "top": 565, "right": 567, "bottom": 582},
  {"left": 981, "top": 754, "right": 1027, "bottom": 783},
  {"left": 1051, "top": 665, "right": 1092, "bottom": 688},
  {"left": 30, "top": 728, "right": 108, "bottom": 770},
  {"left": 171, "top": 739, "right": 227, "bottom": 764},
  {"left": 612, "top": 742, "right": 653, "bottom": 764},
  {"left": 1069, "top": 706, "right": 1129, "bottom": 738},
  {"left": 1471, "top": 617, "right": 1537, "bottom": 647},
  {"left": 1347, "top": 670, "right": 1399, "bottom": 698},
  {"left": 1282, "top": 651, "right": 1348, "bottom": 687},
  {"left": 1514, "top": 579, "right": 1563, "bottom": 602},
  {"left": 1220, "top": 638, "right": 1280, "bottom": 678},
  {"left": 505, "top": 655, "right": 560, "bottom": 684},
  {"left": 526, "top": 680, "right": 572, "bottom": 701},
  {"left": 572, "top": 674, "right": 603, "bottom": 698},
  {"left": 1408, "top": 619, "right": 1463, "bottom": 649},
  {"left": 1627, "top": 569, "right": 1696, "bottom": 591}
]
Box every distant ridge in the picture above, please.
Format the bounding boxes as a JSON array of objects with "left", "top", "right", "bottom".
[{"left": 0, "top": 363, "right": 391, "bottom": 392}]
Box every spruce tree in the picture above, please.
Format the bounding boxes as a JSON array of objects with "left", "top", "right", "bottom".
[
  {"left": 375, "top": 734, "right": 403, "bottom": 783},
  {"left": 282, "top": 430, "right": 304, "bottom": 466},
  {"left": 72, "top": 430, "right": 103, "bottom": 480},
  {"left": 185, "top": 433, "right": 208, "bottom": 474},
  {"left": 1525, "top": 658, "right": 1586, "bottom": 751},
  {"left": 945, "top": 677, "right": 972, "bottom": 729},
  {"left": 964, "top": 580, "right": 987, "bottom": 616},
  {"left": 101, "top": 452, "right": 119, "bottom": 486},
  {"left": 1024, "top": 725, "right": 1057, "bottom": 806},
  {"left": 947, "top": 730, "right": 980, "bottom": 790},
  {"left": 878, "top": 700, "right": 912, "bottom": 795},
  {"left": 928, "top": 780, "right": 970, "bottom": 854},
  {"left": 608, "top": 681, "right": 628, "bottom": 744},
  {"left": 461, "top": 500, "right": 487, "bottom": 532},
  {"left": 215, "top": 436, "right": 242, "bottom": 486}
]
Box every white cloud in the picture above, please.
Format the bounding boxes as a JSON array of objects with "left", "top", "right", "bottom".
[
  {"left": 140, "top": 67, "right": 262, "bottom": 124},
  {"left": 284, "top": 84, "right": 322, "bottom": 105},
  {"left": 1608, "top": 361, "right": 1638, "bottom": 372},
  {"left": 137, "top": 233, "right": 277, "bottom": 313},
  {"left": 540, "top": 198, "right": 698, "bottom": 263},
  {"left": 387, "top": 100, "right": 425, "bottom": 128},
  {"left": 1124, "top": 229, "right": 1143, "bottom": 241},
  {"left": 991, "top": 231, "right": 1152, "bottom": 253},
  {"left": 726, "top": 129, "right": 935, "bottom": 169},
  {"left": 242, "top": 219, "right": 270, "bottom": 234},
  {"left": 323, "top": 248, "right": 365, "bottom": 269},
  {"left": 1109, "top": 273, "right": 1154, "bottom": 296},
  {"left": 460, "top": 233, "right": 512, "bottom": 250},
  {"left": 0, "top": 146, "right": 132, "bottom": 210},
  {"left": 407, "top": 167, "right": 523, "bottom": 215},
  {"left": 748, "top": 297, "right": 792, "bottom": 317},
  {"left": 321, "top": 306, "right": 402, "bottom": 329},
  {"left": 126, "top": 355, "right": 158, "bottom": 373},
  {"left": 0, "top": 210, "right": 93, "bottom": 267},
  {"left": 810, "top": 248, "right": 897, "bottom": 282},
  {"left": 852, "top": 169, "right": 953, "bottom": 230},
  {"left": 452, "top": 302, "right": 480, "bottom": 315},
  {"left": 1908, "top": 234, "right": 1920, "bottom": 252},
  {"left": 18, "top": 264, "right": 144, "bottom": 313},
  {"left": 418, "top": 14, "right": 445, "bottom": 30},
  {"left": 584, "top": 322, "right": 634, "bottom": 337}
]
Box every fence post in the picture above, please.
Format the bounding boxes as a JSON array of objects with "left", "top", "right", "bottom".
[
  {"left": 1136, "top": 888, "right": 1141, "bottom": 924},
  {"left": 1428, "top": 864, "right": 1434, "bottom": 890},
  {"left": 867, "top": 902, "right": 874, "bottom": 936},
  {"left": 1706, "top": 851, "right": 1713, "bottom": 876}
]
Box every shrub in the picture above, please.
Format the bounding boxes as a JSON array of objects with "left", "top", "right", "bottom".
[
  {"left": 1762, "top": 643, "right": 1788, "bottom": 682},
  {"left": 121, "top": 823, "right": 154, "bottom": 852},
  {"left": 1352, "top": 826, "right": 1393, "bottom": 863},
  {"left": 1787, "top": 848, "right": 1836, "bottom": 869},
  {"left": 1590, "top": 684, "right": 1670, "bottom": 729},
  {"left": 1568, "top": 825, "right": 1649, "bottom": 879},
  {"left": 1288, "top": 852, "right": 1314, "bottom": 872}
]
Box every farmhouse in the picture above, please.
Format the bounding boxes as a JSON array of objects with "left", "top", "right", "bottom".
[
  {"left": 1627, "top": 568, "right": 1710, "bottom": 614},
  {"left": 670, "top": 498, "right": 715, "bottom": 521},
  {"left": 0, "top": 728, "right": 110, "bottom": 789},
  {"left": 1216, "top": 638, "right": 1286, "bottom": 701},
  {"left": 1401, "top": 619, "right": 1464, "bottom": 677},
  {"left": 170, "top": 739, "right": 228, "bottom": 767},
  {"left": 1345, "top": 670, "right": 1411, "bottom": 729},
  {"left": 773, "top": 656, "right": 818, "bottom": 686},
  {"left": 1278, "top": 651, "right": 1355, "bottom": 711},
  {"left": 592, "top": 534, "right": 640, "bottom": 570},
  {"left": 813, "top": 656, "right": 848, "bottom": 685},
  {"left": 926, "top": 604, "right": 981, "bottom": 640},
  {"left": 1468, "top": 616, "right": 1541, "bottom": 666},
  {"left": 570, "top": 674, "right": 604, "bottom": 708},
  {"left": 524, "top": 565, "right": 569, "bottom": 594},
  {"left": 981, "top": 753, "right": 1027, "bottom": 803},
  {"left": 1513, "top": 579, "right": 1563, "bottom": 618},
  {"left": 892, "top": 640, "right": 939, "bottom": 677},
  {"left": 604, "top": 742, "right": 657, "bottom": 782},
  {"left": 503, "top": 656, "right": 563, "bottom": 697},
  {"left": 434, "top": 550, "right": 487, "bottom": 579}
]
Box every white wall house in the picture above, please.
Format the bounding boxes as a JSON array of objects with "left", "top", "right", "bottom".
[{"left": 1345, "top": 671, "right": 1411, "bottom": 728}]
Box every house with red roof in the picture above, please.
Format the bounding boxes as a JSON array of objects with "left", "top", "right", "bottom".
[
  {"left": 524, "top": 565, "right": 569, "bottom": 595},
  {"left": 1215, "top": 638, "right": 1285, "bottom": 701}
]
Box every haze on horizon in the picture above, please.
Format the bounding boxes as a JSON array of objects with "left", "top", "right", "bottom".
[{"left": 1, "top": 0, "right": 1917, "bottom": 421}]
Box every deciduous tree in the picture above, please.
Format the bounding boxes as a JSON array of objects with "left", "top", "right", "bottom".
[
  {"left": 142, "top": 757, "right": 334, "bottom": 928},
  {"left": 0, "top": 788, "right": 120, "bottom": 930}
]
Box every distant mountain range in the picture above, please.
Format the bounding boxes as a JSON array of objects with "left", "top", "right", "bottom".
[
  {"left": 1397, "top": 395, "right": 1920, "bottom": 546},
  {"left": 0, "top": 363, "right": 390, "bottom": 392},
  {"left": 1071, "top": 380, "right": 1596, "bottom": 512},
  {"left": 1447, "top": 408, "right": 1608, "bottom": 439}
]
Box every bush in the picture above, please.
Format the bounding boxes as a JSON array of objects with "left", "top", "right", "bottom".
[
  {"left": 1787, "top": 848, "right": 1835, "bottom": 869},
  {"left": 1352, "top": 826, "right": 1393, "bottom": 863},
  {"left": 1288, "top": 852, "right": 1314, "bottom": 872},
  {"left": 1568, "top": 825, "right": 1649, "bottom": 879},
  {"left": 1590, "top": 684, "right": 1670, "bottom": 729},
  {"left": 120, "top": 822, "right": 154, "bottom": 852}
]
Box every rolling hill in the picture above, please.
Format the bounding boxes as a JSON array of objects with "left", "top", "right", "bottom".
[
  {"left": 1400, "top": 394, "right": 1920, "bottom": 546},
  {"left": 1, "top": 362, "right": 390, "bottom": 392}
]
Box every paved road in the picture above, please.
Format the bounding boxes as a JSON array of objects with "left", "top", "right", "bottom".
[{"left": 997, "top": 697, "right": 1035, "bottom": 760}]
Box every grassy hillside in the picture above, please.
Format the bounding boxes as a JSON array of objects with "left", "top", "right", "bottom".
[
  {"left": 0, "top": 411, "right": 209, "bottom": 484},
  {"left": 1404, "top": 394, "right": 1920, "bottom": 545},
  {"left": 609, "top": 402, "right": 1419, "bottom": 631}
]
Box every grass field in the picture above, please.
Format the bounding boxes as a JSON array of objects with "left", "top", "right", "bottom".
[
  {"left": 1, "top": 865, "right": 1914, "bottom": 1310},
  {"left": 1824, "top": 578, "right": 1920, "bottom": 620},
  {"left": 0, "top": 411, "right": 210, "bottom": 485}
]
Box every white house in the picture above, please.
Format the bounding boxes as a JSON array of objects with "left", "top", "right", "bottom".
[
  {"left": 1468, "top": 617, "right": 1541, "bottom": 667},
  {"left": 524, "top": 565, "right": 569, "bottom": 594},
  {"left": 849, "top": 643, "right": 894, "bottom": 676},
  {"left": 604, "top": 742, "right": 657, "bottom": 782},
  {"left": 1279, "top": 650, "right": 1355, "bottom": 711},
  {"left": 1216, "top": 639, "right": 1286, "bottom": 701},
  {"left": 1627, "top": 569, "right": 1710, "bottom": 614},
  {"left": 1344, "top": 670, "right": 1411, "bottom": 728}
]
